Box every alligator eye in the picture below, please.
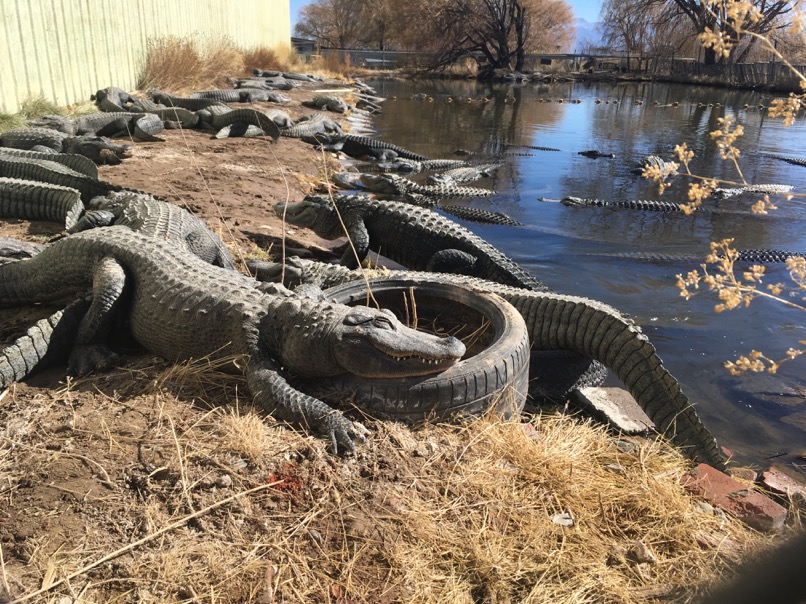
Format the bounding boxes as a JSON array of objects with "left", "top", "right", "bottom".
[{"left": 372, "top": 315, "right": 395, "bottom": 330}]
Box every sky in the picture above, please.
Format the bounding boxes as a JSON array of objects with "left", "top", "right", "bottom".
[{"left": 290, "top": 0, "right": 603, "bottom": 30}]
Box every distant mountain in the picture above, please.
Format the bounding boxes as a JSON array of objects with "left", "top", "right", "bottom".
[{"left": 572, "top": 18, "right": 606, "bottom": 53}]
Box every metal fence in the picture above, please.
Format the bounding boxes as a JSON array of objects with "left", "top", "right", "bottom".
[{"left": 0, "top": 0, "right": 290, "bottom": 114}]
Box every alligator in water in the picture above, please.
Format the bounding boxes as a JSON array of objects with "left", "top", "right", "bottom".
[
  {"left": 275, "top": 193, "right": 547, "bottom": 290},
  {"left": 0, "top": 127, "right": 131, "bottom": 165},
  {"left": 762, "top": 154, "right": 806, "bottom": 168},
  {"left": 426, "top": 163, "right": 502, "bottom": 185},
  {"left": 542, "top": 194, "right": 796, "bottom": 211},
  {"left": 578, "top": 149, "right": 615, "bottom": 159},
  {"left": 359, "top": 173, "right": 496, "bottom": 199},
  {"left": 247, "top": 257, "right": 727, "bottom": 469},
  {"left": 0, "top": 227, "right": 465, "bottom": 453},
  {"left": 631, "top": 155, "right": 678, "bottom": 176}
]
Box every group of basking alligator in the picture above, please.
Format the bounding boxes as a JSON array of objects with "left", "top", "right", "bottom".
[{"left": 2, "top": 72, "right": 805, "bottom": 471}]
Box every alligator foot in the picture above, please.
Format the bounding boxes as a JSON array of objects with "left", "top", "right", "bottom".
[
  {"left": 321, "top": 415, "right": 370, "bottom": 454},
  {"left": 67, "top": 344, "right": 120, "bottom": 376}
]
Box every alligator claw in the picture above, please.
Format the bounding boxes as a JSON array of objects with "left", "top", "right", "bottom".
[
  {"left": 324, "top": 416, "right": 369, "bottom": 455},
  {"left": 67, "top": 344, "right": 119, "bottom": 376}
]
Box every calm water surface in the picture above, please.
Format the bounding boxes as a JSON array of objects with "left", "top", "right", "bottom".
[{"left": 366, "top": 78, "right": 806, "bottom": 469}]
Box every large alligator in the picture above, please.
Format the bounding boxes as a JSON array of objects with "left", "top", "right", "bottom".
[
  {"left": 712, "top": 184, "right": 794, "bottom": 199},
  {"left": 247, "top": 257, "right": 727, "bottom": 469},
  {"left": 304, "top": 133, "right": 429, "bottom": 161},
  {"left": 280, "top": 113, "right": 343, "bottom": 139},
  {"left": 377, "top": 158, "right": 470, "bottom": 173},
  {"left": 426, "top": 163, "right": 501, "bottom": 185},
  {"left": 190, "top": 88, "right": 291, "bottom": 104},
  {"left": 92, "top": 87, "right": 199, "bottom": 128},
  {"left": 150, "top": 89, "right": 230, "bottom": 111},
  {"left": 275, "top": 193, "right": 548, "bottom": 290},
  {"left": 359, "top": 173, "right": 496, "bottom": 199},
  {"left": 0, "top": 226, "right": 465, "bottom": 452},
  {"left": 302, "top": 95, "right": 351, "bottom": 113},
  {"left": 0, "top": 148, "right": 98, "bottom": 178},
  {"left": 0, "top": 127, "right": 131, "bottom": 165},
  {"left": 27, "top": 112, "right": 164, "bottom": 142},
  {"left": 68, "top": 190, "right": 236, "bottom": 269},
  {"left": 0, "top": 154, "right": 129, "bottom": 202},
  {"left": 195, "top": 106, "right": 281, "bottom": 141}
]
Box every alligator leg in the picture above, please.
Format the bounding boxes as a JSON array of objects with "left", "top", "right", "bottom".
[
  {"left": 67, "top": 257, "right": 126, "bottom": 375},
  {"left": 0, "top": 297, "right": 90, "bottom": 387},
  {"left": 245, "top": 351, "right": 369, "bottom": 453},
  {"left": 339, "top": 215, "right": 370, "bottom": 267},
  {"left": 426, "top": 249, "right": 478, "bottom": 275},
  {"left": 67, "top": 210, "right": 116, "bottom": 233}
]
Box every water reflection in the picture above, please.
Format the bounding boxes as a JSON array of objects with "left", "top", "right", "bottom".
[{"left": 368, "top": 78, "right": 805, "bottom": 471}]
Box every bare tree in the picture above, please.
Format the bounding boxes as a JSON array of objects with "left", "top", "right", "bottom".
[
  {"left": 294, "top": 0, "right": 366, "bottom": 48},
  {"left": 428, "top": 0, "right": 573, "bottom": 77}
]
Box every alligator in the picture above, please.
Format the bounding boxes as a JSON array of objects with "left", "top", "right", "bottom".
[
  {"left": 578, "top": 149, "right": 616, "bottom": 159},
  {"left": 195, "top": 106, "right": 281, "bottom": 141},
  {"left": 303, "top": 133, "right": 430, "bottom": 161},
  {"left": 190, "top": 89, "right": 291, "bottom": 104},
  {"left": 762, "top": 154, "right": 806, "bottom": 167},
  {"left": 0, "top": 177, "right": 85, "bottom": 229},
  {"left": 359, "top": 174, "right": 496, "bottom": 199},
  {"left": 274, "top": 193, "right": 548, "bottom": 291},
  {"left": 376, "top": 158, "right": 470, "bottom": 173},
  {"left": 150, "top": 89, "right": 231, "bottom": 111},
  {"left": 712, "top": 184, "right": 794, "bottom": 199},
  {"left": 0, "top": 171, "right": 235, "bottom": 269},
  {"left": 495, "top": 142, "right": 562, "bottom": 153},
  {"left": 302, "top": 95, "right": 351, "bottom": 114},
  {"left": 439, "top": 205, "right": 524, "bottom": 226},
  {"left": 27, "top": 112, "right": 165, "bottom": 142},
  {"left": 68, "top": 190, "right": 236, "bottom": 269},
  {"left": 246, "top": 257, "right": 727, "bottom": 469},
  {"left": 632, "top": 155, "right": 678, "bottom": 176},
  {"left": 549, "top": 197, "right": 684, "bottom": 212},
  {"left": 587, "top": 249, "right": 805, "bottom": 264},
  {"left": 92, "top": 88, "right": 199, "bottom": 128},
  {"left": 0, "top": 148, "right": 98, "bottom": 178},
  {"left": 280, "top": 113, "right": 343, "bottom": 138},
  {"left": 0, "top": 236, "right": 44, "bottom": 261},
  {"left": 232, "top": 77, "right": 300, "bottom": 91},
  {"left": 0, "top": 226, "right": 465, "bottom": 452},
  {"left": 252, "top": 69, "right": 323, "bottom": 82},
  {"left": 426, "top": 163, "right": 501, "bottom": 185},
  {"left": 0, "top": 128, "right": 131, "bottom": 165},
  {"left": 0, "top": 154, "right": 129, "bottom": 202}
]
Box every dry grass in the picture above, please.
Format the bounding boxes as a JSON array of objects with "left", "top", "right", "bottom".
[{"left": 0, "top": 353, "right": 775, "bottom": 603}]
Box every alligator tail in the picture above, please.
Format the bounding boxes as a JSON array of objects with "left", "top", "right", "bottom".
[
  {"left": 0, "top": 177, "right": 85, "bottom": 229},
  {"left": 0, "top": 298, "right": 89, "bottom": 387},
  {"left": 508, "top": 292, "right": 726, "bottom": 469}
]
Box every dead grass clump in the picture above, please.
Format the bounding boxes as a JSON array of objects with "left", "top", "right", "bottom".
[
  {"left": 241, "top": 46, "right": 281, "bottom": 73},
  {"left": 138, "top": 36, "right": 245, "bottom": 93}
]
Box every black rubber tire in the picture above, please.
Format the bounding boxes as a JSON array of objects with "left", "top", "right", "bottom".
[{"left": 298, "top": 278, "right": 531, "bottom": 423}]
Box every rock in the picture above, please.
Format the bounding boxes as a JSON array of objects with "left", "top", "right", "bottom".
[
  {"left": 551, "top": 512, "right": 574, "bottom": 527},
  {"left": 573, "top": 387, "right": 655, "bottom": 433},
  {"left": 681, "top": 464, "right": 787, "bottom": 532},
  {"left": 760, "top": 467, "right": 806, "bottom": 508}
]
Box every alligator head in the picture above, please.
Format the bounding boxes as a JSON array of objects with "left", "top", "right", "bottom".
[
  {"left": 274, "top": 195, "right": 347, "bottom": 239},
  {"left": 63, "top": 136, "right": 132, "bottom": 165},
  {"left": 266, "top": 294, "right": 466, "bottom": 378},
  {"left": 26, "top": 115, "right": 74, "bottom": 134}
]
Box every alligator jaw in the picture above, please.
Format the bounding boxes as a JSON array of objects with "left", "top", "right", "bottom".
[{"left": 333, "top": 308, "right": 465, "bottom": 378}]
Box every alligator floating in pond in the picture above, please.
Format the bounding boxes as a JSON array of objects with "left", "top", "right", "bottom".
[
  {"left": 359, "top": 173, "right": 496, "bottom": 199},
  {"left": 578, "top": 149, "right": 615, "bottom": 159},
  {"left": 0, "top": 227, "right": 465, "bottom": 453}
]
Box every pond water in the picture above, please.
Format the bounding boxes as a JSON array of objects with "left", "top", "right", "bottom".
[{"left": 365, "top": 77, "right": 806, "bottom": 470}]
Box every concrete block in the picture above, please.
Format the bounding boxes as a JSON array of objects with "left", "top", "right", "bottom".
[
  {"left": 573, "top": 387, "right": 655, "bottom": 434},
  {"left": 681, "top": 464, "right": 788, "bottom": 532}
]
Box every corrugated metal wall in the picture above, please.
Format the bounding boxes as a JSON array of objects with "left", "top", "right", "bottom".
[{"left": 0, "top": 0, "right": 290, "bottom": 113}]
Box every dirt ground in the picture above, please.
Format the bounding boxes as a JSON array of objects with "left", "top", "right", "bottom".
[{"left": 0, "top": 82, "right": 779, "bottom": 603}]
